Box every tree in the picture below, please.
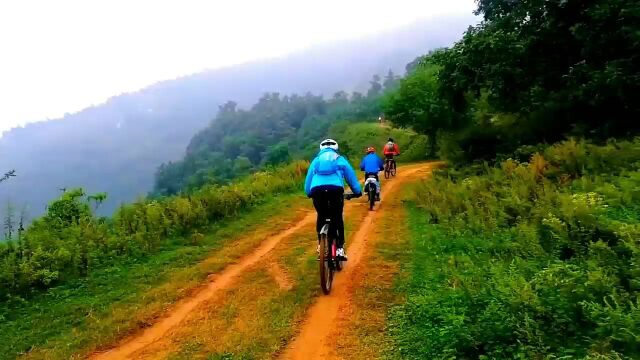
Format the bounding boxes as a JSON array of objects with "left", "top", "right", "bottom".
[
  {"left": 233, "top": 156, "right": 253, "bottom": 175},
  {"left": 88, "top": 192, "right": 108, "bottom": 211},
  {"left": 3, "top": 202, "right": 15, "bottom": 240},
  {"left": 436, "top": 0, "right": 640, "bottom": 140},
  {"left": 17, "top": 206, "right": 27, "bottom": 258},
  {"left": 330, "top": 91, "right": 349, "bottom": 107},
  {"left": 383, "top": 70, "right": 399, "bottom": 91},
  {"left": 367, "top": 75, "right": 383, "bottom": 98},
  {"left": 264, "top": 143, "right": 291, "bottom": 166},
  {"left": 383, "top": 64, "right": 454, "bottom": 156}
]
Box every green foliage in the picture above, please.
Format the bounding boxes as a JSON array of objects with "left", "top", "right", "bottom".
[
  {"left": 382, "top": 64, "right": 455, "bottom": 156},
  {"left": 0, "top": 162, "right": 308, "bottom": 300},
  {"left": 383, "top": 0, "right": 640, "bottom": 162},
  {"left": 328, "top": 122, "right": 429, "bottom": 163},
  {"left": 442, "top": 0, "right": 640, "bottom": 138},
  {"left": 389, "top": 139, "right": 640, "bottom": 359},
  {"left": 154, "top": 78, "right": 386, "bottom": 195}
]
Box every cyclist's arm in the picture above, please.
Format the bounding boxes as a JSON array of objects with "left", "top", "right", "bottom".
[
  {"left": 359, "top": 157, "right": 366, "bottom": 172},
  {"left": 377, "top": 155, "right": 384, "bottom": 171},
  {"left": 304, "top": 159, "right": 316, "bottom": 197},
  {"left": 394, "top": 144, "right": 400, "bottom": 155},
  {"left": 339, "top": 158, "right": 362, "bottom": 195}
]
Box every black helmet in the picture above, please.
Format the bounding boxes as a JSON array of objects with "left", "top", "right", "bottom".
[{"left": 388, "top": 137, "right": 394, "bottom": 142}]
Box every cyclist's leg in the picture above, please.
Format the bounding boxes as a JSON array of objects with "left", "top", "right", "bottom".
[
  {"left": 327, "top": 189, "right": 345, "bottom": 249},
  {"left": 312, "top": 191, "right": 329, "bottom": 239}
]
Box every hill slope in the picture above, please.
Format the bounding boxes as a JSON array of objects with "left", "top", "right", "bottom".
[{"left": 0, "top": 15, "right": 474, "bottom": 219}]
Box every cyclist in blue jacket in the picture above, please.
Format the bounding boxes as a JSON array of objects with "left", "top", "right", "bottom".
[
  {"left": 305, "top": 139, "right": 362, "bottom": 260},
  {"left": 360, "top": 146, "right": 384, "bottom": 201}
]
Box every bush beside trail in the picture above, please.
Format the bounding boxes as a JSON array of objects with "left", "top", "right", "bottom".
[
  {"left": 389, "top": 139, "right": 640, "bottom": 359},
  {"left": 0, "top": 161, "right": 308, "bottom": 301},
  {"left": 328, "top": 121, "right": 430, "bottom": 164}
]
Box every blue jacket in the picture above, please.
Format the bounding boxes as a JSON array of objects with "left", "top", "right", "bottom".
[
  {"left": 304, "top": 149, "right": 362, "bottom": 197},
  {"left": 360, "top": 153, "right": 384, "bottom": 173}
]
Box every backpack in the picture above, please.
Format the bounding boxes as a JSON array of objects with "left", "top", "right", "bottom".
[
  {"left": 315, "top": 151, "right": 341, "bottom": 175},
  {"left": 386, "top": 142, "right": 395, "bottom": 152}
]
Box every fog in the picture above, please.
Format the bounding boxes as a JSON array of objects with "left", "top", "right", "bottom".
[{"left": 0, "top": 15, "right": 477, "bottom": 223}]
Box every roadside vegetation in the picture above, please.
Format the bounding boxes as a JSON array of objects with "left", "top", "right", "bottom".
[
  {"left": 1, "top": 194, "right": 309, "bottom": 359},
  {"left": 390, "top": 139, "right": 640, "bottom": 359},
  {"left": 374, "top": 0, "right": 640, "bottom": 358}
]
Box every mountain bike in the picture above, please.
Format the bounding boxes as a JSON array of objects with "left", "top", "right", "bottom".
[
  {"left": 363, "top": 173, "right": 379, "bottom": 211},
  {"left": 384, "top": 157, "right": 397, "bottom": 179},
  {"left": 318, "top": 192, "right": 357, "bottom": 295}
]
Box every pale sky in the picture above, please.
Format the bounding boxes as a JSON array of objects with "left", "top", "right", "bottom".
[{"left": 0, "top": 0, "right": 476, "bottom": 133}]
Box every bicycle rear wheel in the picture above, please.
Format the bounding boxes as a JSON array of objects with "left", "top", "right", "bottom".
[
  {"left": 369, "top": 189, "right": 376, "bottom": 210},
  {"left": 391, "top": 161, "right": 397, "bottom": 176},
  {"left": 384, "top": 161, "right": 391, "bottom": 179},
  {"left": 319, "top": 234, "right": 333, "bottom": 294}
]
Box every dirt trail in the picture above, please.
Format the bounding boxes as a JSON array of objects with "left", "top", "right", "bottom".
[
  {"left": 91, "top": 213, "right": 316, "bottom": 360},
  {"left": 267, "top": 260, "right": 294, "bottom": 291},
  {"left": 90, "top": 162, "right": 436, "bottom": 360},
  {"left": 280, "top": 163, "right": 436, "bottom": 360}
]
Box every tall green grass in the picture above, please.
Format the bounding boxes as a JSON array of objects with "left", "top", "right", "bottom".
[
  {"left": 0, "top": 161, "right": 308, "bottom": 301},
  {"left": 328, "top": 122, "right": 429, "bottom": 164},
  {"left": 389, "top": 139, "right": 640, "bottom": 359}
]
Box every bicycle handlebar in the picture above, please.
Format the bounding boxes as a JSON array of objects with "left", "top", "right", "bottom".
[{"left": 344, "top": 192, "right": 361, "bottom": 200}]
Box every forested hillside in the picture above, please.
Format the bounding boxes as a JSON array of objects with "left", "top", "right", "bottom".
[
  {"left": 0, "top": 16, "right": 474, "bottom": 221},
  {"left": 153, "top": 78, "right": 390, "bottom": 194},
  {"left": 377, "top": 0, "right": 640, "bottom": 358}
]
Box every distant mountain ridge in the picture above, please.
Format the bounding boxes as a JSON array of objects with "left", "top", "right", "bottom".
[{"left": 0, "top": 15, "right": 476, "bottom": 220}]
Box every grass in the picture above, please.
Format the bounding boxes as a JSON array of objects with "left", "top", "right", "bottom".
[
  {"left": 334, "top": 186, "right": 415, "bottom": 359},
  {"left": 328, "top": 121, "right": 430, "bottom": 164},
  {"left": 0, "top": 194, "right": 308, "bottom": 360},
  {"left": 135, "top": 199, "right": 370, "bottom": 359},
  {"left": 385, "top": 139, "right": 640, "bottom": 359}
]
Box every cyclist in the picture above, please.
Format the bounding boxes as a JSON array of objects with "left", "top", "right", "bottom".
[
  {"left": 304, "top": 139, "right": 362, "bottom": 260},
  {"left": 359, "top": 147, "right": 384, "bottom": 201},
  {"left": 383, "top": 137, "right": 400, "bottom": 170}
]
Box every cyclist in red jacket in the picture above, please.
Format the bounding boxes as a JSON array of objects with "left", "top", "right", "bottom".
[
  {"left": 383, "top": 137, "right": 400, "bottom": 159},
  {"left": 383, "top": 138, "right": 400, "bottom": 175}
]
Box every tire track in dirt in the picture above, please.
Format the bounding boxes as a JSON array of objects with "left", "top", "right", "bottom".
[
  {"left": 267, "top": 260, "right": 294, "bottom": 291},
  {"left": 280, "top": 163, "right": 437, "bottom": 360},
  {"left": 91, "top": 212, "right": 317, "bottom": 360}
]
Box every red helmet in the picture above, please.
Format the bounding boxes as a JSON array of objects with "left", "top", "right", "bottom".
[{"left": 366, "top": 146, "right": 375, "bottom": 153}]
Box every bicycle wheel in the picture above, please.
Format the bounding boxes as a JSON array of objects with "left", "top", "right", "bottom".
[
  {"left": 319, "top": 233, "right": 333, "bottom": 294},
  {"left": 384, "top": 161, "right": 391, "bottom": 179},
  {"left": 369, "top": 188, "right": 376, "bottom": 210},
  {"left": 391, "top": 161, "right": 397, "bottom": 176}
]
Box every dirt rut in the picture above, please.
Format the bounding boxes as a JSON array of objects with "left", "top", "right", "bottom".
[
  {"left": 280, "top": 163, "right": 435, "bottom": 360},
  {"left": 91, "top": 213, "right": 316, "bottom": 360}
]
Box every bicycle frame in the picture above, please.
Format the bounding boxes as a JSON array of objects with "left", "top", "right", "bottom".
[{"left": 318, "top": 193, "right": 355, "bottom": 294}]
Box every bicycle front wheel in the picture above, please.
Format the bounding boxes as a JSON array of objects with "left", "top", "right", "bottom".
[
  {"left": 319, "top": 234, "right": 333, "bottom": 294},
  {"left": 369, "top": 189, "right": 376, "bottom": 210}
]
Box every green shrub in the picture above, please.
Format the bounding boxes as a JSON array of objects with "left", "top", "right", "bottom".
[
  {"left": 390, "top": 139, "right": 640, "bottom": 358},
  {"left": 328, "top": 121, "right": 429, "bottom": 164},
  {"left": 0, "top": 161, "right": 308, "bottom": 300}
]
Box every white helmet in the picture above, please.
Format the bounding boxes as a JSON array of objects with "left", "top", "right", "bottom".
[{"left": 319, "top": 138, "right": 339, "bottom": 151}]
